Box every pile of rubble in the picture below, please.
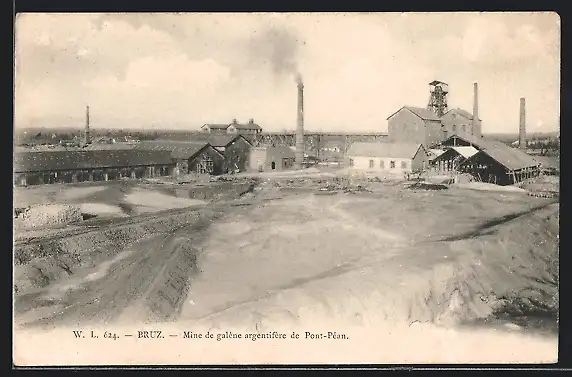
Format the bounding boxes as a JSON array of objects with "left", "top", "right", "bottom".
[
  {"left": 17, "top": 204, "right": 83, "bottom": 229},
  {"left": 315, "top": 177, "right": 373, "bottom": 194},
  {"left": 407, "top": 182, "right": 448, "bottom": 191}
]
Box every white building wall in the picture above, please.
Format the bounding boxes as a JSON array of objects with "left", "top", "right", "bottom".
[{"left": 347, "top": 155, "right": 413, "bottom": 174}]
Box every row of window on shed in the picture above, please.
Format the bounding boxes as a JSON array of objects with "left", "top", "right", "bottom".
[{"left": 348, "top": 159, "right": 408, "bottom": 169}]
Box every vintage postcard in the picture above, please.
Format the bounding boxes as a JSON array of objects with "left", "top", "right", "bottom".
[{"left": 13, "top": 12, "right": 560, "bottom": 366}]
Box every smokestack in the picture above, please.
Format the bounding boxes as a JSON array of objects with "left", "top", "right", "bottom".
[
  {"left": 519, "top": 98, "right": 526, "bottom": 149},
  {"left": 472, "top": 82, "right": 480, "bottom": 138},
  {"left": 473, "top": 82, "right": 479, "bottom": 122},
  {"left": 85, "top": 105, "right": 91, "bottom": 145},
  {"left": 295, "top": 75, "right": 304, "bottom": 169}
]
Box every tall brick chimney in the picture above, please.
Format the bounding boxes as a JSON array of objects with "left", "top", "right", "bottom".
[
  {"left": 85, "top": 105, "right": 91, "bottom": 145},
  {"left": 472, "top": 82, "right": 480, "bottom": 138},
  {"left": 519, "top": 98, "right": 526, "bottom": 149},
  {"left": 295, "top": 75, "right": 304, "bottom": 169}
]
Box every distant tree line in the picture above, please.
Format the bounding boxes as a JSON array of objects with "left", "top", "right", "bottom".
[{"left": 14, "top": 129, "right": 208, "bottom": 146}]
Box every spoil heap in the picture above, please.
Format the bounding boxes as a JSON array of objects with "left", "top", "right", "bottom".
[{"left": 18, "top": 204, "right": 83, "bottom": 229}]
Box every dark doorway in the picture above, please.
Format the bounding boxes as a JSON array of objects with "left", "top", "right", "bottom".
[{"left": 271, "top": 161, "right": 276, "bottom": 170}]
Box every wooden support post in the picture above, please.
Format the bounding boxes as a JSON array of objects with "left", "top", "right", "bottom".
[{"left": 512, "top": 171, "right": 517, "bottom": 184}]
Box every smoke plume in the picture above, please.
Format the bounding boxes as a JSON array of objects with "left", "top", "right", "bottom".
[{"left": 247, "top": 25, "right": 303, "bottom": 82}]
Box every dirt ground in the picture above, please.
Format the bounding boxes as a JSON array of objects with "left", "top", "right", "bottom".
[
  {"left": 13, "top": 175, "right": 559, "bottom": 363},
  {"left": 13, "top": 181, "right": 210, "bottom": 233}
]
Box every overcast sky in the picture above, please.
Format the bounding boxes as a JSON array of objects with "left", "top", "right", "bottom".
[{"left": 15, "top": 12, "right": 560, "bottom": 133}]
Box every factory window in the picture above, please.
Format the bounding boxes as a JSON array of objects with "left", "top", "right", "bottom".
[
  {"left": 390, "top": 161, "right": 396, "bottom": 169},
  {"left": 369, "top": 159, "right": 374, "bottom": 168},
  {"left": 380, "top": 160, "right": 385, "bottom": 169},
  {"left": 452, "top": 125, "right": 457, "bottom": 134},
  {"left": 462, "top": 125, "right": 466, "bottom": 134},
  {"left": 471, "top": 127, "right": 474, "bottom": 136},
  {"left": 401, "top": 161, "right": 408, "bottom": 169},
  {"left": 349, "top": 158, "right": 354, "bottom": 167}
]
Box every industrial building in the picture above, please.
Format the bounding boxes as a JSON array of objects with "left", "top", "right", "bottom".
[
  {"left": 13, "top": 149, "right": 175, "bottom": 186},
  {"left": 248, "top": 146, "right": 296, "bottom": 172},
  {"left": 387, "top": 106, "right": 443, "bottom": 146},
  {"left": 187, "top": 134, "right": 252, "bottom": 173},
  {"left": 345, "top": 142, "right": 431, "bottom": 175},
  {"left": 440, "top": 108, "right": 481, "bottom": 140},
  {"left": 200, "top": 118, "right": 262, "bottom": 138},
  {"left": 431, "top": 134, "right": 540, "bottom": 185},
  {"left": 387, "top": 81, "right": 482, "bottom": 146},
  {"left": 141, "top": 134, "right": 253, "bottom": 174},
  {"left": 135, "top": 140, "right": 226, "bottom": 175},
  {"left": 459, "top": 144, "right": 540, "bottom": 185},
  {"left": 431, "top": 146, "right": 479, "bottom": 173}
]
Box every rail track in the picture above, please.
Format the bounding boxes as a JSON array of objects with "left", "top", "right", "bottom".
[{"left": 13, "top": 198, "right": 265, "bottom": 248}]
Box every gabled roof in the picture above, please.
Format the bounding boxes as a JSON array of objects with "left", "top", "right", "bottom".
[
  {"left": 534, "top": 155, "right": 559, "bottom": 169},
  {"left": 201, "top": 124, "right": 229, "bottom": 130},
  {"left": 429, "top": 149, "right": 445, "bottom": 158},
  {"left": 233, "top": 122, "right": 262, "bottom": 130},
  {"left": 14, "top": 150, "right": 174, "bottom": 173},
  {"left": 451, "top": 146, "right": 479, "bottom": 159},
  {"left": 157, "top": 134, "right": 252, "bottom": 148},
  {"left": 387, "top": 106, "right": 441, "bottom": 121},
  {"left": 135, "top": 140, "right": 219, "bottom": 159},
  {"left": 442, "top": 108, "right": 481, "bottom": 122},
  {"left": 347, "top": 142, "right": 424, "bottom": 159},
  {"left": 460, "top": 140, "right": 539, "bottom": 171},
  {"left": 477, "top": 146, "right": 538, "bottom": 171},
  {"left": 434, "top": 134, "right": 485, "bottom": 149},
  {"left": 201, "top": 121, "right": 262, "bottom": 131}
]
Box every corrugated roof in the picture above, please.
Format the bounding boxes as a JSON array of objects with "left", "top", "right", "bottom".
[
  {"left": 14, "top": 150, "right": 174, "bottom": 173},
  {"left": 135, "top": 140, "right": 211, "bottom": 159},
  {"left": 387, "top": 106, "right": 441, "bottom": 121},
  {"left": 451, "top": 146, "right": 479, "bottom": 159},
  {"left": 347, "top": 142, "right": 423, "bottom": 159}
]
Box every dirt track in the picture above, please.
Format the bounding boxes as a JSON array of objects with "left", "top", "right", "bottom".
[{"left": 15, "top": 208, "right": 225, "bottom": 328}]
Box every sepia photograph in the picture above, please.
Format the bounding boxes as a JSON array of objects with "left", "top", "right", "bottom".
[{"left": 13, "top": 12, "right": 560, "bottom": 366}]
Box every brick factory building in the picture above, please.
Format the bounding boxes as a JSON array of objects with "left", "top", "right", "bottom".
[
  {"left": 141, "top": 134, "right": 253, "bottom": 174},
  {"left": 387, "top": 106, "right": 444, "bottom": 146},
  {"left": 248, "top": 146, "right": 296, "bottom": 172},
  {"left": 200, "top": 118, "right": 262, "bottom": 142},
  {"left": 135, "top": 140, "right": 226, "bottom": 175},
  {"left": 387, "top": 81, "right": 482, "bottom": 146}
]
